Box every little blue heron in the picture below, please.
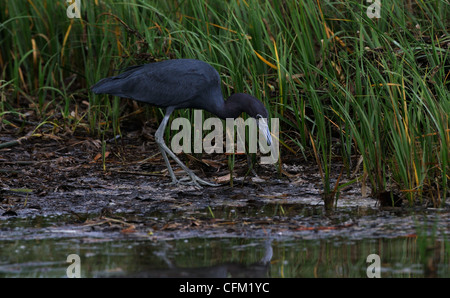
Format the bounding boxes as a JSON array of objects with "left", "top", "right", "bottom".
[{"left": 91, "top": 59, "right": 272, "bottom": 187}]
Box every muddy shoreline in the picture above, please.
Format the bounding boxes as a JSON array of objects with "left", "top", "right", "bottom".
[{"left": 1, "top": 124, "right": 449, "bottom": 242}]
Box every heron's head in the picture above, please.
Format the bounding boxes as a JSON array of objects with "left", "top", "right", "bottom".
[
  {"left": 230, "top": 93, "right": 272, "bottom": 146},
  {"left": 255, "top": 113, "right": 272, "bottom": 146}
]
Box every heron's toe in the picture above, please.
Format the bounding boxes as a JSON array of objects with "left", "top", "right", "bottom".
[{"left": 180, "top": 175, "right": 219, "bottom": 187}]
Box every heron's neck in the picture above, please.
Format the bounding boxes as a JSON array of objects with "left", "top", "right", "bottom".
[{"left": 209, "top": 94, "right": 244, "bottom": 120}]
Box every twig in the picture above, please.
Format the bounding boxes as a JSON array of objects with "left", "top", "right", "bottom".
[
  {"left": 111, "top": 170, "right": 165, "bottom": 177},
  {"left": 0, "top": 133, "right": 38, "bottom": 149}
]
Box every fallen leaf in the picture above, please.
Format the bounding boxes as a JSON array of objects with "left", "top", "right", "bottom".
[
  {"left": 215, "top": 173, "right": 230, "bottom": 183},
  {"left": 121, "top": 225, "right": 136, "bottom": 234},
  {"left": 91, "top": 152, "right": 110, "bottom": 163}
]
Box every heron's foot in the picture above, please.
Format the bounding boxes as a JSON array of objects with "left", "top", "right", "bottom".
[
  {"left": 181, "top": 175, "right": 219, "bottom": 187},
  {"left": 169, "top": 174, "right": 219, "bottom": 188}
]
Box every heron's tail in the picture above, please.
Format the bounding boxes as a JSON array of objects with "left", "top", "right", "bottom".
[
  {"left": 91, "top": 64, "right": 145, "bottom": 96},
  {"left": 90, "top": 77, "right": 116, "bottom": 95}
]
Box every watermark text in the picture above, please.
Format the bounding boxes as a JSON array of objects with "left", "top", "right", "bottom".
[
  {"left": 366, "top": 0, "right": 381, "bottom": 19},
  {"left": 66, "top": 254, "right": 81, "bottom": 278},
  {"left": 66, "top": 0, "right": 81, "bottom": 19},
  {"left": 366, "top": 254, "right": 381, "bottom": 278},
  {"left": 171, "top": 110, "right": 279, "bottom": 164}
]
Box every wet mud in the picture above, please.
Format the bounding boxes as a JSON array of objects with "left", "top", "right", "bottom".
[{"left": 1, "top": 123, "right": 449, "bottom": 240}]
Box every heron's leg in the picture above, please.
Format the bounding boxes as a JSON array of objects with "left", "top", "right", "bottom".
[
  {"left": 155, "top": 111, "right": 178, "bottom": 184},
  {"left": 158, "top": 144, "right": 178, "bottom": 184},
  {"left": 155, "top": 108, "right": 218, "bottom": 187}
]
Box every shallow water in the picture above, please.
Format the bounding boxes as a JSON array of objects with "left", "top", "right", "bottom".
[
  {"left": 1, "top": 203, "right": 449, "bottom": 278},
  {"left": 0, "top": 235, "right": 448, "bottom": 278}
]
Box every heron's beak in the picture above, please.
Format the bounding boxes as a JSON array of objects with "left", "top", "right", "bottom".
[{"left": 257, "top": 117, "right": 272, "bottom": 146}]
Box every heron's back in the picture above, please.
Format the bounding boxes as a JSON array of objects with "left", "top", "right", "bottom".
[{"left": 91, "top": 59, "right": 222, "bottom": 110}]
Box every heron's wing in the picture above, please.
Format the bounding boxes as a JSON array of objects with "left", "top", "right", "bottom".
[{"left": 91, "top": 61, "right": 220, "bottom": 109}]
